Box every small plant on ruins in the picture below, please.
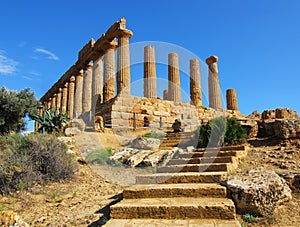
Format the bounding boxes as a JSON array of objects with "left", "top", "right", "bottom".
[
  {"left": 197, "top": 117, "right": 247, "bottom": 147},
  {"left": 85, "top": 147, "right": 113, "bottom": 165},
  {"left": 243, "top": 213, "right": 259, "bottom": 223},
  {"left": 141, "top": 131, "right": 165, "bottom": 139},
  {"left": 225, "top": 117, "right": 247, "bottom": 145},
  {"left": 0, "top": 133, "right": 77, "bottom": 195},
  {"left": 30, "top": 108, "right": 69, "bottom": 135}
]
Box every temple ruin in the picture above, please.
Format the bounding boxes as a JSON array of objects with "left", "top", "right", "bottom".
[{"left": 38, "top": 18, "right": 244, "bottom": 131}]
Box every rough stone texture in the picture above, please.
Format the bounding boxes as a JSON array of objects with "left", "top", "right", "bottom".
[
  {"left": 68, "top": 77, "right": 75, "bottom": 119},
  {"left": 206, "top": 56, "right": 222, "bottom": 110},
  {"left": 74, "top": 70, "right": 84, "bottom": 118},
  {"left": 117, "top": 30, "right": 132, "bottom": 95},
  {"left": 57, "top": 136, "right": 75, "bottom": 145},
  {"left": 125, "top": 150, "right": 155, "bottom": 167},
  {"left": 71, "top": 118, "right": 86, "bottom": 131},
  {"left": 130, "top": 137, "right": 161, "bottom": 150},
  {"left": 275, "top": 108, "right": 298, "bottom": 119},
  {"left": 248, "top": 110, "right": 261, "bottom": 120},
  {"left": 65, "top": 127, "right": 81, "bottom": 136},
  {"left": 103, "top": 47, "right": 116, "bottom": 102},
  {"left": 262, "top": 108, "right": 298, "bottom": 120},
  {"left": 226, "top": 89, "right": 238, "bottom": 111},
  {"left": 190, "top": 58, "right": 202, "bottom": 106},
  {"left": 144, "top": 46, "right": 157, "bottom": 98},
  {"left": 274, "top": 119, "right": 300, "bottom": 139},
  {"left": 168, "top": 53, "right": 181, "bottom": 103},
  {"left": 240, "top": 119, "right": 258, "bottom": 138},
  {"left": 279, "top": 172, "right": 300, "bottom": 191},
  {"left": 224, "top": 167, "right": 292, "bottom": 217}
]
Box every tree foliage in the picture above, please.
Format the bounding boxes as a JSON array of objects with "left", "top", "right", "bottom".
[
  {"left": 30, "top": 108, "right": 69, "bottom": 134},
  {"left": 0, "top": 86, "right": 38, "bottom": 134},
  {"left": 198, "top": 117, "right": 247, "bottom": 148}
]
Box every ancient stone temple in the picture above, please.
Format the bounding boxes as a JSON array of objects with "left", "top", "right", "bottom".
[{"left": 38, "top": 18, "right": 242, "bottom": 131}]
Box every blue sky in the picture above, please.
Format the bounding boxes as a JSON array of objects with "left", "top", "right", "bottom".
[{"left": 1, "top": 0, "right": 300, "bottom": 126}]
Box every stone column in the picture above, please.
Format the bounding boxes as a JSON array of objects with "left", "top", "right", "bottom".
[
  {"left": 163, "top": 89, "right": 169, "bottom": 100},
  {"left": 206, "top": 56, "right": 222, "bottom": 110},
  {"left": 61, "top": 82, "right": 68, "bottom": 114},
  {"left": 226, "top": 88, "right": 238, "bottom": 111},
  {"left": 35, "top": 106, "right": 43, "bottom": 131},
  {"left": 68, "top": 77, "right": 75, "bottom": 119},
  {"left": 51, "top": 94, "right": 56, "bottom": 109},
  {"left": 74, "top": 70, "right": 84, "bottom": 118},
  {"left": 92, "top": 57, "right": 103, "bottom": 114},
  {"left": 56, "top": 88, "right": 62, "bottom": 114},
  {"left": 82, "top": 62, "right": 93, "bottom": 114},
  {"left": 168, "top": 53, "right": 181, "bottom": 103},
  {"left": 144, "top": 45, "right": 157, "bottom": 98},
  {"left": 103, "top": 47, "right": 115, "bottom": 102},
  {"left": 47, "top": 98, "right": 52, "bottom": 109},
  {"left": 190, "top": 58, "right": 202, "bottom": 106},
  {"left": 117, "top": 30, "right": 133, "bottom": 95}
]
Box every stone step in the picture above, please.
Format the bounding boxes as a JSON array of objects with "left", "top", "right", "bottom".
[
  {"left": 176, "top": 150, "right": 246, "bottom": 159},
  {"left": 105, "top": 218, "right": 241, "bottom": 227},
  {"left": 110, "top": 197, "right": 236, "bottom": 219},
  {"left": 123, "top": 183, "right": 226, "bottom": 199},
  {"left": 195, "top": 145, "right": 247, "bottom": 152},
  {"left": 157, "top": 163, "right": 230, "bottom": 173},
  {"left": 167, "top": 156, "right": 235, "bottom": 165},
  {"left": 136, "top": 171, "right": 227, "bottom": 184}
]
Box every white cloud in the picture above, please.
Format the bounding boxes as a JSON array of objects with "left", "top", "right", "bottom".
[
  {"left": 35, "top": 48, "right": 59, "bottom": 61},
  {"left": 0, "top": 50, "right": 18, "bottom": 75},
  {"left": 22, "top": 75, "right": 33, "bottom": 81}
]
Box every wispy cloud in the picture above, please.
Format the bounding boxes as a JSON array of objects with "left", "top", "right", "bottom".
[
  {"left": 0, "top": 50, "right": 18, "bottom": 75},
  {"left": 35, "top": 48, "right": 59, "bottom": 61},
  {"left": 22, "top": 75, "right": 33, "bottom": 81},
  {"left": 29, "top": 71, "right": 40, "bottom": 76}
]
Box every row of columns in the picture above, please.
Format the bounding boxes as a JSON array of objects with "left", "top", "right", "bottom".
[
  {"left": 40, "top": 42, "right": 238, "bottom": 128},
  {"left": 40, "top": 33, "right": 132, "bottom": 122},
  {"left": 143, "top": 46, "right": 238, "bottom": 111}
]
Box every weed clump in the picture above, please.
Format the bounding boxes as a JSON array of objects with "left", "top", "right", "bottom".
[{"left": 0, "top": 133, "right": 77, "bottom": 195}]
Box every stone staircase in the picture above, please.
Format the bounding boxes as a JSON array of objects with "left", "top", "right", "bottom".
[{"left": 104, "top": 133, "right": 248, "bottom": 226}]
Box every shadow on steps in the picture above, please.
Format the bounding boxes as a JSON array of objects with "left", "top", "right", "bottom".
[{"left": 88, "top": 193, "right": 123, "bottom": 227}]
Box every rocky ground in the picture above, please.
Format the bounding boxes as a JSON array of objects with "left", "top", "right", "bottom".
[{"left": 1, "top": 138, "right": 300, "bottom": 226}]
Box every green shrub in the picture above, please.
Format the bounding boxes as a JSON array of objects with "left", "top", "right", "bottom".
[
  {"left": 85, "top": 148, "right": 112, "bottom": 165},
  {"left": 197, "top": 117, "right": 247, "bottom": 147},
  {"left": 243, "top": 213, "right": 259, "bottom": 223},
  {"left": 0, "top": 133, "right": 77, "bottom": 195},
  {"left": 141, "top": 131, "right": 164, "bottom": 139},
  {"left": 225, "top": 118, "right": 247, "bottom": 145}
]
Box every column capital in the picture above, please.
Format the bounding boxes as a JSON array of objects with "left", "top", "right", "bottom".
[
  {"left": 69, "top": 77, "right": 75, "bottom": 83},
  {"left": 58, "top": 87, "right": 63, "bottom": 93},
  {"left": 102, "top": 39, "right": 118, "bottom": 51},
  {"left": 63, "top": 81, "right": 69, "bottom": 88},
  {"left": 84, "top": 62, "right": 93, "bottom": 70},
  {"left": 206, "top": 55, "right": 218, "bottom": 65},
  {"left": 76, "top": 70, "right": 84, "bottom": 77},
  {"left": 117, "top": 29, "right": 133, "bottom": 38}
]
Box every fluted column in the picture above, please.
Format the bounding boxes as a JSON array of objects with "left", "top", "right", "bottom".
[
  {"left": 103, "top": 47, "right": 116, "bottom": 102},
  {"left": 74, "top": 70, "right": 84, "bottom": 118},
  {"left": 226, "top": 88, "right": 238, "bottom": 111},
  {"left": 35, "top": 106, "right": 43, "bottom": 131},
  {"left": 168, "top": 53, "right": 181, "bottom": 103},
  {"left": 92, "top": 57, "right": 103, "bottom": 114},
  {"left": 47, "top": 98, "right": 52, "bottom": 110},
  {"left": 82, "top": 62, "right": 93, "bottom": 114},
  {"left": 190, "top": 58, "right": 202, "bottom": 106},
  {"left": 51, "top": 94, "right": 56, "bottom": 109},
  {"left": 61, "top": 82, "right": 68, "bottom": 114},
  {"left": 56, "top": 88, "right": 62, "bottom": 114},
  {"left": 117, "top": 30, "right": 133, "bottom": 95},
  {"left": 144, "top": 45, "right": 157, "bottom": 98},
  {"left": 68, "top": 77, "right": 75, "bottom": 119},
  {"left": 206, "top": 56, "right": 222, "bottom": 110}
]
